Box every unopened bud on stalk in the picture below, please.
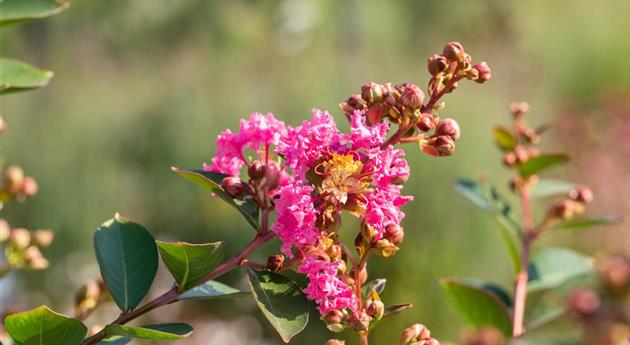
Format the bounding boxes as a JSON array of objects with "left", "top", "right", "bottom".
[
  {"left": 327, "top": 244, "right": 342, "bottom": 261},
  {"left": 399, "top": 324, "right": 431, "bottom": 345},
  {"left": 20, "top": 176, "right": 38, "bottom": 197},
  {"left": 509, "top": 102, "right": 529, "bottom": 117},
  {"left": 385, "top": 224, "right": 404, "bottom": 244},
  {"left": 5, "top": 165, "right": 25, "bottom": 193},
  {"left": 365, "top": 295, "right": 385, "bottom": 321},
  {"left": 427, "top": 55, "right": 449, "bottom": 76},
  {"left": 503, "top": 153, "right": 517, "bottom": 167},
  {"left": 324, "top": 310, "right": 347, "bottom": 333},
  {"left": 361, "top": 82, "right": 383, "bottom": 103},
  {"left": 248, "top": 160, "right": 266, "bottom": 180},
  {"left": 266, "top": 254, "right": 285, "bottom": 272},
  {"left": 10, "top": 228, "right": 31, "bottom": 249},
  {"left": 374, "top": 238, "right": 399, "bottom": 257},
  {"left": 221, "top": 176, "right": 246, "bottom": 198},
  {"left": 417, "top": 113, "right": 436, "bottom": 132},
  {"left": 422, "top": 136, "right": 456, "bottom": 157},
  {"left": 568, "top": 288, "right": 600, "bottom": 317},
  {"left": 548, "top": 199, "right": 577, "bottom": 220},
  {"left": 599, "top": 255, "right": 630, "bottom": 293},
  {"left": 435, "top": 118, "right": 461, "bottom": 140},
  {"left": 401, "top": 84, "right": 424, "bottom": 109},
  {"left": 473, "top": 62, "right": 491, "bottom": 83},
  {"left": 325, "top": 339, "right": 345, "bottom": 345},
  {"left": 264, "top": 161, "right": 282, "bottom": 190},
  {"left": 443, "top": 42, "right": 465, "bottom": 62},
  {"left": 347, "top": 94, "right": 367, "bottom": 109},
  {"left": 0, "top": 218, "right": 10, "bottom": 243},
  {"left": 32, "top": 229, "right": 54, "bottom": 247},
  {"left": 568, "top": 185, "right": 593, "bottom": 204},
  {"left": 24, "top": 246, "right": 49, "bottom": 269}
]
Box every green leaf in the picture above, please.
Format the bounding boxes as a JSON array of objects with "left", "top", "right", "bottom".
[
  {"left": 362, "top": 279, "right": 386, "bottom": 298},
  {"left": 105, "top": 323, "right": 193, "bottom": 340},
  {"left": 0, "top": 0, "right": 68, "bottom": 26},
  {"left": 530, "top": 179, "right": 576, "bottom": 198},
  {"left": 177, "top": 280, "right": 249, "bottom": 301},
  {"left": 93, "top": 213, "right": 158, "bottom": 311},
  {"left": 527, "top": 308, "right": 566, "bottom": 332},
  {"left": 440, "top": 278, "right": 512, "bottom": 336},
  {"left": 527, "top": 248, "right": 593, "bottom": 293},
  {"left": 518, "top": 154, "right": 570, "bottom": 178},
  {"left": 156, "top": 241, "right": 224, "bottom": 292},
  {"left": 96, "top": 337, "right": 131, "bottom": 345},
  {"left": 553, "top": 215, "right": 620, "bottom": 230},
  {"left": 172, "top": 167, "right": 259, "bottom": 230},
  {"left": 0, "top": 58, "right": 53, "bottom": 94},
  {"left": 369, "top": 303, "right": 413, "bottom": 331},
  {"left": 246, "top": 268, "right": 309, "bottom": 343},
  {"left": 454, "top": 179, "right": 491, "bottom": 211},
  {"left": 4, "top": 306, "right": 87, "bottom": 345},
  {"left": 493, "top": 126, "right": 517, "bottom": 151}
]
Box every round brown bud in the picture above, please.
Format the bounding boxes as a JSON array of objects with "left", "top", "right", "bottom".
[
  {"left": 327, "top": 244, "right": 342, "bottom": 260},
  {"left": 417, "top": 113, "right": 436, "bottom": 132},
  {"left": 9, "top": 228, "right": 31, "bottom": 249},
  {"left": 248, "top": 160, "right": 266, "bottom": 180},
  {"left": 599, "top": 255, "right": 630, "bottom": 293},
  {"left": 361, "top": 82, "right": 383, "bottom": 103},
  {"left": 473, "top": 62, "right": 491, "bottom": 83},
  {"left": 347, "top": 94, "right": 367, "bottom": 110},
  {"left": 221, "top": 176, "right": 246, "bottom": 198},
  {"left": 427, "top": 54, "right": 449, "bottom": 76},
  {"left": 568, "top": 288, "right": 600, "bottom": 317},
  {"left": 548, "top": 199, "right": 576, "bottom": 220},
  {"left": 568, "top": 185, "right": 593, "bottom": 204},
  {"left": 422, "top": 136, "right": 456, "bottom": 157},
  {"left": 400, "top": 84, "right": 424, "bottom": 109},
  {"left": 0, "top": 218, "right": 10, "bottom": 243},
  {"left": 32, "top": 229, "right": 54, "bottom": 247},
  {"left": 266, "top": 254, "right": 285, "bottom": 272},
  {"left": 399, "top": 324, "right": 431, "bottom": 345},
  {"left": 385, "top": 224, "right": 404, "bottom": 245},
  {"left": 20, "top": 176, "right": 38, "bottom": 197},
  {"left": 435, "top": 118, "right": 461, "bottom": 140},
  {"left": 374, "top": 238, "right": 399, "bottom": 257},
  {"left": 502, "top": 153, "right": 517, "bottom": 167},
  {"left": 325, "top": 339, "right": 345, "bottom": 345},
  {"left": 443, "top": 41, "right": 465, "bottom": 62},
  {"left": 365, "top": 298, "right": 385, "bottom": 321},
  {"left": 264, "top": 161, "right": 282, "bottom": 190}
]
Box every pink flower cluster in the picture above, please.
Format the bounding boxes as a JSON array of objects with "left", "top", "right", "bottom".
[{"left": 298, "top": 255, "right": 358, "bottom": 315}]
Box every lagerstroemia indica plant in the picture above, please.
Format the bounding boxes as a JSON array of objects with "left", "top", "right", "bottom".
[{"left": 3, "top": 42, "right": 493, "bottom": 345}]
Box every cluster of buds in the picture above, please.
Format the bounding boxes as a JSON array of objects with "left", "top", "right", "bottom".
[
  {"left": 0, "top": 218, "right": 53, "bottom": 276},
  {"left": 545, "top": 185, "right": 593, "bottom": 222},
  {"left": 459, "top": 327, "right": 505, "bottom": 345},
  {"left": 220, "top": 158, "right": 284, "bottom": 208},
  {"left": 399, "top": 324, "right": 440, "bottom": 345},
  {"left": 0, "top": 164, "right": 38, "bottom": 206},
  {"left": 74, "top": 278, "right": 108, "bottom": 320},
  {"left": 355, "top": 222, "right": 405, "bottom": 259},
  {"left": 340, "top": 41, "right": 489, "bottom": 158}
]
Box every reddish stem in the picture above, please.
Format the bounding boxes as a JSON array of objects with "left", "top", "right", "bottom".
[{"left": 512, "top": 185, "right": 533, "bottom": 338}]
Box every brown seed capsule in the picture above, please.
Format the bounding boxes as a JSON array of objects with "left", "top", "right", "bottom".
[
  {"left": 266, "top": 254, "right": 284, "bottom": 272},
  {"left": 435, "top": 118, "right": 461, "bottom": 140},
  {"left": 427, "top": 54, "right": 449, "bottom": 76},
  {"left": 400, "top": 84, "right": 425, "bottom": 109},
  {"left": 221, "top": 176, "right": 246, "bottom": 198},
  {"left": 248, "top": 160, "right": 266, "bottom": 180},
  {"left": 599, "top": 255, "right": 630, "bottom": 293},
  {"left": 422, "top": 136, "right": 456, "bottom": 157},
  {"left": 443, "top": 41, "right": 465, "bottom": 62},
  {"left": 417, "top": 113, "right": 436, "bottom": 132},
  {"left": 473, "top": 62, "right": 491, "bottom": 83},
  {"left": 568, "top": 288, "right": 600, "bottom": 317},
  {"left": 568, "top": 185, "right": 594, "bottom": 204},
  {"left": 361, "top": 82, "right": 383, "bottom": 104}
]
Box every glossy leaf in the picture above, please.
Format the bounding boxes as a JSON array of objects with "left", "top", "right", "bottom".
[
  {"left": 0, "top": 0, "right": 68, "bottom": 26},
  {"left": 156, "top": 241, "right": 224, "bottom": 292},
  {"left": 530, "top": 179, "right": 576, "bottom": 198},
  {"left": 553, "top": 215, "right": 620, "bottom": 230},
  {"left": 177, "top": 280, "right": 249, "bottom": 301},
  {"left": 454, "top": 179, "right": 491, "bottom": 211},
  {"left": 105, "top": 323, "right": 193, "bottom": 340},
  {"left": 493, "top": 126, "right": 517, "bottom": 151},
  {"left": 96, "top": 337, "right": 131, "bottom": 345},
  {"left": 247, "top": 268, "right": 309, "bottom": 343},
  {"left": 4, "top": 306, "right": 87, "bottom": 345},
  {"left": 440, "top": 278, "right": 512, "bottom": 336},
  {"left": 0, "top": 58, "right": 53, "bottom": 94},
  {"left": 362, "top": 279, "right": 386, "bottom": 298},
  {"left": 527, "top": 248, "right": 593, "bottom": 293},
  {"left": 172, "top": 167, "right": 259, "bottom": 230},
  {"left": 93, "top": 214, "right": 158, "bottom": 311},
  {"left": 518, "top": 154, "right": 569, "bottom": 178}
]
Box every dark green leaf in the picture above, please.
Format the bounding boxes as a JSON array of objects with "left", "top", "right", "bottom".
[
  {"left": 454, "top": 179, "right": 491, "bottom": 211},
  {"left": 0, "top": 0, "right": 68, "bottom": 26},
  {"left": 518, "top": 154, "right": 569, "bottom": 178},
  {"left": 362, "top": 279, "right": 386, "bottom": 298},
  {"left": 440, "top": 278, "right": 512, "bottom": 336},
  {"left": 4, "top": 306, "right": 87, "bottom": 345},
  {"left": 530, "top": 179, "right": 576, "bottom": 198},
  {"left": 554, "top": 215, "right": 620, "bottom": 230},
  {"left": 156, "top": 241, "right": 224, "bottom": 292},
  {"left": 527, "top": 248, "right": 593, "bottom": 293},
  {"left": 105, "top": 323, "right": 193, "bottom": 340},
  {"left": 172, "top": 167, "right": 259, "bottom": 230},
  {"left": 177, "top": 280, "right": 249, "bottom": 301},
  {"left": 93, "top": 213, "right": 158, "bottom": 311},
  {"left": 0, "top": 58, "right": 53, "bottom": 94},
  {"left": 246, "top": 268, "right": 309, "bottom": 343},
  {"left": 493, "top": 126, "right": 517, "bottom": 151}
]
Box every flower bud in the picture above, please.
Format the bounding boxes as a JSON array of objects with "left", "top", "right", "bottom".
[
  {"left": 248, "top": 160, "right": 266, "bottom": 180},
  {"left": 473, "top": 62, "right": 491, "bottom": 83},
  {"left": 266, "top": 254, "right": 285, "bottom": 272},
  {"left": 75, "top": 279, "right": 102, "bottom": 317},
  {"left": 385, "top": 224, "right": 404, "bottom": 245},
  {"left": 400, "top": 84, "right": 424, "bottom": 109},
  {"left": 443, "top": 42, "right": 465, "bottom": 62},
  {"left": 427, "top": 55, "right": 449, "bottom": 76},
  {"left": 264, "top": 161, "right": 282, "bottom": 190},
  {"left": 336, "top": 259, "right": 347, "bottom": 275},
  {"left": 547, "top": 199, "right": 577, "bottom": 220},
  {"left": 361, "top": 82, "right": 383, "bottom": 103},
  {"left": 5, "top": 165, "right": 24, "bottom": 194},
  {"left": 399, "top": 324, "right": 431, "bottom": 345},
  {"left": 502, "top": 153, "right": 517, "bottom": 167},
  {"left": 347, "top": 94, "right": 367, "bottom": 110},
  {"left": 327, "top": 244, "right": 342, "bottom": 261},
  {"left": 435, "top": 118, "right": 461, "bottom": 140},
  {"left": 24, "top": 246, "right": 49, "bottom": 269},
  {"left": 365, "top": 297, "right": 385, "bottom": 321},
  {"left": 325, "top": 339, "right": 345, "bottom": 345},
  {"left": 324, "top": 310, "right": 347, "bottom": 333},
  {"left": 509, "top": 102, "right": 529, "bottom": 117},
  {"left": 422, "top": 136, "right": 456, "bottom": 157},
  {"left": 568, "top": 185, "right": 593, "bottom": 204},
  {"left": 599, "top": 255, "right": 630, "bottom": 293},
  {"left": 0, "top": 218, "right": 10, "bottom": 243},
  {"left": 32, "top": 229, "right": 54, "bottom": 247},
  {"left": 9, "top": 228, "right": 31, "bottom": 249},
  {"left": 221, "top": 176, "right": 246, "bottom": 198},
  {"left": 20, "top": 176, "right": 38, "bottom": 197},
  {"left": 568, "top": 288, "right": 600, "bottom": 317},
  {"left": 417, "top": 113, "right": 436, "bottom": 132},
  {"left": 374, "top": 238, "right": 399, "bottom": 257},
  {"left": 460, "top": 327, "right": 504, "bottom": 345}
]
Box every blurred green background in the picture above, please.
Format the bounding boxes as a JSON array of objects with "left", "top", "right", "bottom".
[{"left": 2, "top": 0, "right": 630, "bottom": 344}]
